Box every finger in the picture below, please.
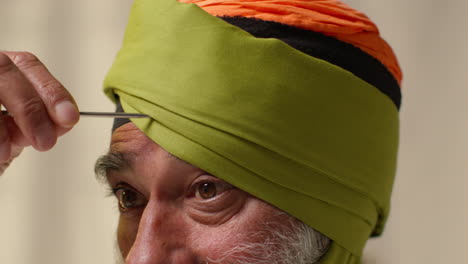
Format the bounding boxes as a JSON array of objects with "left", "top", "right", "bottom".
[
  {"left": 4, "top": 51, "right": 80, "bottom": 128},
  {"left": 10, "top": 144, "right": 23, "bottom": 160},
  {"left": 5, "top": 115, "right": 68, "bottom": 147},
  {"left": 57, "top": 126, "right": 73, "bottom": 137},
  {"left": 0, "top": 116, "right": 12, "bottom": 162},
  {"left": 3, "top": 115, "right": 30, "bottom": 147},
  {"left": 0, "top": 52, "right": 57, "bottom": 151}
]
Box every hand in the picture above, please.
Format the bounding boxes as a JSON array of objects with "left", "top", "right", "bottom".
[{"left": 0, "top": 51, "right": 79, "bottom": 174}]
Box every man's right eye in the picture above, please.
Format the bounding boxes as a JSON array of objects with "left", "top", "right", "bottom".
[{"left": 113, "top": 185, "right": 147, "bottom": 212}]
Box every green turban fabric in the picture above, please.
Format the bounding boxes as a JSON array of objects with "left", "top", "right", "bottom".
[{"left": 103, "top": 0, "right": 400, "bottom": 262}]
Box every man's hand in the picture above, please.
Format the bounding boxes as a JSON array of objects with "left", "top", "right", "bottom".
[{"left": 0, "top": 51, "right": 79, "bottom": 174}]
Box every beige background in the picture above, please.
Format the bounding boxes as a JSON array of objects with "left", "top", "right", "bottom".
[{"left": 0, "top": 0, "right": 466, "bottom": 263}]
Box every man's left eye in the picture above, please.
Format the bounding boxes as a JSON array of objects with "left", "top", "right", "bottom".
[
  {"left": 193, "top": 180, "right": 233, "bottom": 200},
  {"left": 113, "top": 186, "right": 147, "bottom": 212}
]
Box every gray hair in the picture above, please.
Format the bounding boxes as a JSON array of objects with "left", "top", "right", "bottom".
[{"left": 207, "top": 216, "right": 331, "bottom": 264}]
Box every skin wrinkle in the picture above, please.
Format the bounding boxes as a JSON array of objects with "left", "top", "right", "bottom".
[{"left": 95, "top": 123, "right": 331, "bottom": 263}]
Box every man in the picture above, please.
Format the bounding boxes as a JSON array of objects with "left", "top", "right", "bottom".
[{"left": 0, "top": 0, "right": 402, "bottom": 263}]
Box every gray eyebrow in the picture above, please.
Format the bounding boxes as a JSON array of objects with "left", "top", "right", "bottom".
[
  {"left": 94, "top": 151, "right": 131, "bottom": 184},
  {"left": 94, "top": 148, "right": 194, "bottom": 184}
]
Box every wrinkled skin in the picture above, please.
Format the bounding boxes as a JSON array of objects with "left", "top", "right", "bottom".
[{"left": 105, "top": 123, "right": 296, "bottom": 264}]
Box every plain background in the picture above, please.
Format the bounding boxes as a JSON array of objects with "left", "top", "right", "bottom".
[{"left": 0, "top": 0, "right": 467, "bottom": 263}]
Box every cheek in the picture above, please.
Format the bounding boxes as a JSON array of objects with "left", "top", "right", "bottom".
[
  {"left": 187, "top": 224, "right": 250, "bottom": 260},
  {"left": 185, "top": 190, "right": 247, "bottom": 226},
  {"left": 187, "top": 198, "right": 289, "bottom": 260},
  {"left": 117, "top": 216, "right": 139, "bottom": 258}
]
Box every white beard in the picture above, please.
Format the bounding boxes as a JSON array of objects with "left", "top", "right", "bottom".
[{"left": 206, "top": 218, "right": 330, "bottom": 264}]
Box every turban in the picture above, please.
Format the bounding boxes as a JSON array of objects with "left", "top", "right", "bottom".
[{"left": 103, "top": 0, "right": 402, "bottom": 263}]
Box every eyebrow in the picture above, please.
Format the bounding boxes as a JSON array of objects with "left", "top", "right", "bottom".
[
  {"left": 94, "top": 151, "right": 132, "bottom": 184},
  {"left": 94, "top": 149, "right": 188, "bottom": 184}
]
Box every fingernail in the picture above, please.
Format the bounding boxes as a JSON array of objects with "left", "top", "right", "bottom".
[
  {"left": 54, "top": 101, "right": 79, "bottom": 128},
  {"left": 34, "top": 121, "right": 57, "bottom": 151}
]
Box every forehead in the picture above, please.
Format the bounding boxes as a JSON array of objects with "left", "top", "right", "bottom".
[
  {"left": 110, "top": 123, "right": 154, "bottom": 154},
  {"left": 107, "top": 122, "right": 191, "bottom": 171}
]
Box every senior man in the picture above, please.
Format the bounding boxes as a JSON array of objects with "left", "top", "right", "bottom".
[{"left": 0, "top": 0, "right": 402, "bottom": 263}]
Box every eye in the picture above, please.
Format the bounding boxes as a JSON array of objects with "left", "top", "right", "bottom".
[
  {"left": 193, "top": 180, "right": 234, "bottom": 200},
  {"left": 113, "top": 185, "right": 147, "bottom": 212},
  {"left": 196, "top": 182, "right": 217, "bottom": 199}
]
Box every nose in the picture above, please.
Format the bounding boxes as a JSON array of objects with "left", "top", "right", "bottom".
[{"left": 125, "top": 202, "right": 197, "bottom": 264}]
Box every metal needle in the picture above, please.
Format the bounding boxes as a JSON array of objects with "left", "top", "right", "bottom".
[{"left": 1, "top": 110, "right": 149, "bottom": 119}]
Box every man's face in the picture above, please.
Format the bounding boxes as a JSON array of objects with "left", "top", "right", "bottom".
[{"left": 96, "top": 123, "right": 302, "bottom": 263}]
